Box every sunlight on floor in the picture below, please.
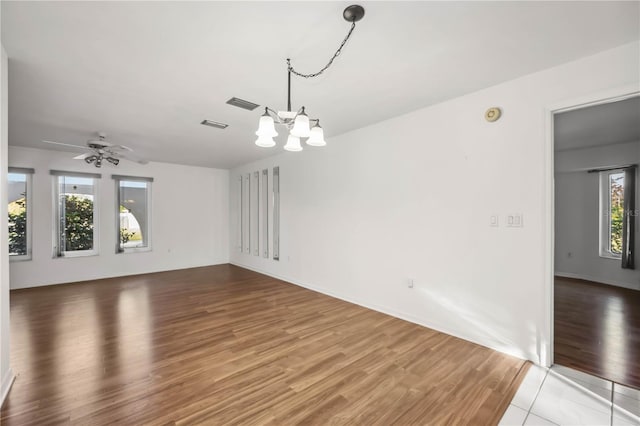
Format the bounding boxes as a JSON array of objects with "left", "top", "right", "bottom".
[{"left": 603, "top": 296, "right": 629, "bottom": 383}]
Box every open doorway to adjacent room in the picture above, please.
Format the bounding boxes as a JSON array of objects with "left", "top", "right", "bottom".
[{"left": 553, "top": 94, "right": 640, "bottom": 389}]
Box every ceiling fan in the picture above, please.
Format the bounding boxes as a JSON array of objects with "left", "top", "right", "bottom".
[{"left": 41, "top": 132, "right": 148, "bottom": 167}]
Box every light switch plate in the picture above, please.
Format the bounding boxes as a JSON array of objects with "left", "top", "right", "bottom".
[{"left": 507, "top": 213, "right": 523, "bottom": 228}]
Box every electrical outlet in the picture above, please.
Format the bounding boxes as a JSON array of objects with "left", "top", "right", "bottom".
[{"left": 490, "top": 215, "right": 499, "bottom": 227}]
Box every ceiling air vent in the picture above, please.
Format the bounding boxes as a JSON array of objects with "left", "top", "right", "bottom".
[
  {"left": 226, "top": 97, "right": 260, "bottom": 111},
  {"left": 201, "top": 120, "right": 228, "bottom": 129}
]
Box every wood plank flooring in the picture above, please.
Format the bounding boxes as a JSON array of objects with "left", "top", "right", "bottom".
[
  {"left": 554, "top": 276, "right": 640, "bottom": 389},
  {"left": 2, "top": 264, "right": 528, "bottom": 425}
]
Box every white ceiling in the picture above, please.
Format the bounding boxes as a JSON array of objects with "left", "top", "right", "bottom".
[
  {"left": 2, "top": 1, "right": 639, "bottom": 169},
  {"left": 554, "top": 96, "right": 640, "bottom": 152}
]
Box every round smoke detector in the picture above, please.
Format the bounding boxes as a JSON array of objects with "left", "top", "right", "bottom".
[{"left": 485, "top": 107, "right": 502, "bottom": 122}]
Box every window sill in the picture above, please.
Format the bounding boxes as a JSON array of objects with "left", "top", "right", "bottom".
[
  {"left": 9, "top": 256, "right": 32, "bottom": 262},
  {"left": 56, "top": 251, "right": 99, "bottom": 259},
  {"left": 118, "top": 247, "right": 152, "bottom": 254},
  {"left": 599, "top": 252, "right": 622, "bottom": 260}
]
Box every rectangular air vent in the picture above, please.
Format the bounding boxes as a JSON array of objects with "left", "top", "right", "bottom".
[
  {"left": 201, "top": 120, "right": 228, "bottom": 129},
  {"left": 226, "top": 97, "right": 260, "bottom": 111}
]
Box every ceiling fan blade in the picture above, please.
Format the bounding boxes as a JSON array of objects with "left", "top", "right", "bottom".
[
  {"left": 110, "top": 144, "right": 133, "bottom": 152},
  {"left": 73, "top": 153, "right": 91, "bottom": 160},
  {"left": 114, "top": 151, "right": 149, "bottom": 165},
  {"left": 87, "top": 138, "right": 113, "bottom": 146},
  {"left": 42, "top": 140, "right": 90, "bottom": 150}
]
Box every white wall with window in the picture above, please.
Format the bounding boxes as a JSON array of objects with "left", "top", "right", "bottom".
[
  {"left": 555, "top": 140, "right": 640, "bottom": 290},
  {"left": 8, "top": 146, "right": 229, "bottom": 289},
  {"left": 7, "top": 167, "right": 33, "bottom": 260}
]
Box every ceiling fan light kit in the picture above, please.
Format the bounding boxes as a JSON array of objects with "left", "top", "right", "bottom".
[{"left": 255, "top": 4, "right": 365, "bottom": 152}]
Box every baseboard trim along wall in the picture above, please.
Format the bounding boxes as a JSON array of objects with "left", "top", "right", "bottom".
[
  {"left": 230, "top": 261, "right": 532, "bottom": 364},
  {"left": 555, "top": 271, "right": 640, "bottom": 291},
  {"left": 1, "top": 368, "right": 15, "bottom": 407}
]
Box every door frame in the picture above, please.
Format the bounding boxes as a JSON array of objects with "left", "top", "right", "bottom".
[{"left": 543, "top": 84, "right": 640, "bottom": 367}]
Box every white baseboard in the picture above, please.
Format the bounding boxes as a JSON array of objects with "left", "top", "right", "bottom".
[
  {"left": 11, "top": 260, "right": 230, "bottom": 290},
  {"left": 1, "top": 367, "right": 15, "bottom": 407},
  {"left": 230, "top": 261, "right": 530, "bottom": 363},
  {"left": 555, "top": 271, "right": 640, "bottom": 291}
]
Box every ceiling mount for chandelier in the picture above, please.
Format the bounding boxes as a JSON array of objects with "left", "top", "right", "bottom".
[{"left": 255, "top": 4, "right": 365, "bottom": 152}]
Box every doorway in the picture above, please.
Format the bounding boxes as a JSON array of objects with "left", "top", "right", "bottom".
[{"left": 552, "top": 94, "right": 640, "bottom": 388}]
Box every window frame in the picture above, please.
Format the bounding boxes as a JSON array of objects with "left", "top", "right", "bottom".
[
  {"left": 8, "top": 167, "right": 34, "bottom": 262},
  {"left": 51, "top": 170, "right": 101, "bottom": 258},
  {"left": 599, "top": 169, "right": 625, "bottom": 260},
  {"left": 113, "top": 175, "right": 153, "bottom": 254}
]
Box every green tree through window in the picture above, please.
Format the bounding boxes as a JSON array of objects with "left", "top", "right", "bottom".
[
  {"left": 609, "top": 173, "right": 624, "bottom": 255},
  {"left": 54, "top": 174, "right": 98, "bottom": 257},
  {"left": 62, "top": 195, "right": 94, "bottom": 251},
  {"left": 8, "top": 170, "right": 32, "bottom": 259},
  {"left": 8, "top": 196, "right": 26, "bottom": 255}
]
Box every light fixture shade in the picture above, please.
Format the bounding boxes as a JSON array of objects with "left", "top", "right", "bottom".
[
  {"left": 255, "top": 135, "right": 276, "bottom": 148},
  {"left": 290, "top": 111, "right": 311, "bottom": 138},
  {"left": 306, "top": 124, "right": 326, "bottom": 146},
  {"left": 256, "top": 115, "right": 278, "bottom": 137},
  {"left": 284, "top": 134, "right": 303, "bottom": 152},
  {"left": 106, "top": 156, "right": 120, "bottom": 166}
]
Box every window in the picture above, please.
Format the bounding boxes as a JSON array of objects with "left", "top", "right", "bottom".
[
  {"left": 599, "top": 170, "right": 625, "bottom": 259},
  {"left": 52, "top": 171, "right": 100, "bottom": 257},
  {"left": 114, "top": 175, "right": 152, "bottom": 253},
  {"left": 8, "top": 168, "right": 34, "bottom": 261},
  {"left": 273, "top": 166, "right": 279, "bottom": 261}
]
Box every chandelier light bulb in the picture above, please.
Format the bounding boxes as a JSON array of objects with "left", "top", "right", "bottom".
[
  {"left": 255, "top": 135, "right": 276, "bottom": 148},
  {"left": 306, "top": 123, "right": 326, "bottom": 146},
  {"left": 255, "top": 110, "right": 278, "bottom": 137},
  {"left": 290, "top": 108, "right": 311, "bottom": 138},
  {"left": 284, "top": 134, "right": 303, "bottom": 152}
]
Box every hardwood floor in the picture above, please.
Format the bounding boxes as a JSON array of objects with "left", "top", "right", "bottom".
[
  {"left": 3, "top": 264, "right": 528, "bottom": 425},
  {"left": 554, "top": 276, "right": 640, "bottom": 389}
]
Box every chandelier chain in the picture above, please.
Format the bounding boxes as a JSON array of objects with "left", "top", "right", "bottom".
[{"left": 287, "top": 21, "right": 357, "bottom": 79}]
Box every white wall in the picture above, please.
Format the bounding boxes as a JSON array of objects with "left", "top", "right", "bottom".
[
  {"left": 230, "top": 41, "right": 640, "bottom": 365},
  {"left": 9, "top": 146, "right": 229, "bottom": 289},
  {"left": 555, "top": 141, "right": 640, "bottom": 290},
  {"left": 1, "top": 42, "right": 15, "bottom": 404}
]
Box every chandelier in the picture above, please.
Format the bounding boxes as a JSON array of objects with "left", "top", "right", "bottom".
[{"left": 255, "top": 5, "right": 365, "bottom": 152}]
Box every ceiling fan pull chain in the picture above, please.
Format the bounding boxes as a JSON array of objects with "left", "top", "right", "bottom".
[{"left": 287, "top": 21, "right": 357, "bottom": 79}]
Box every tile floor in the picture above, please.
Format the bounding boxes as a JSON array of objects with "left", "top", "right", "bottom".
[{"left": 499, "top": 364, "right": 640, "bottom": 425}]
